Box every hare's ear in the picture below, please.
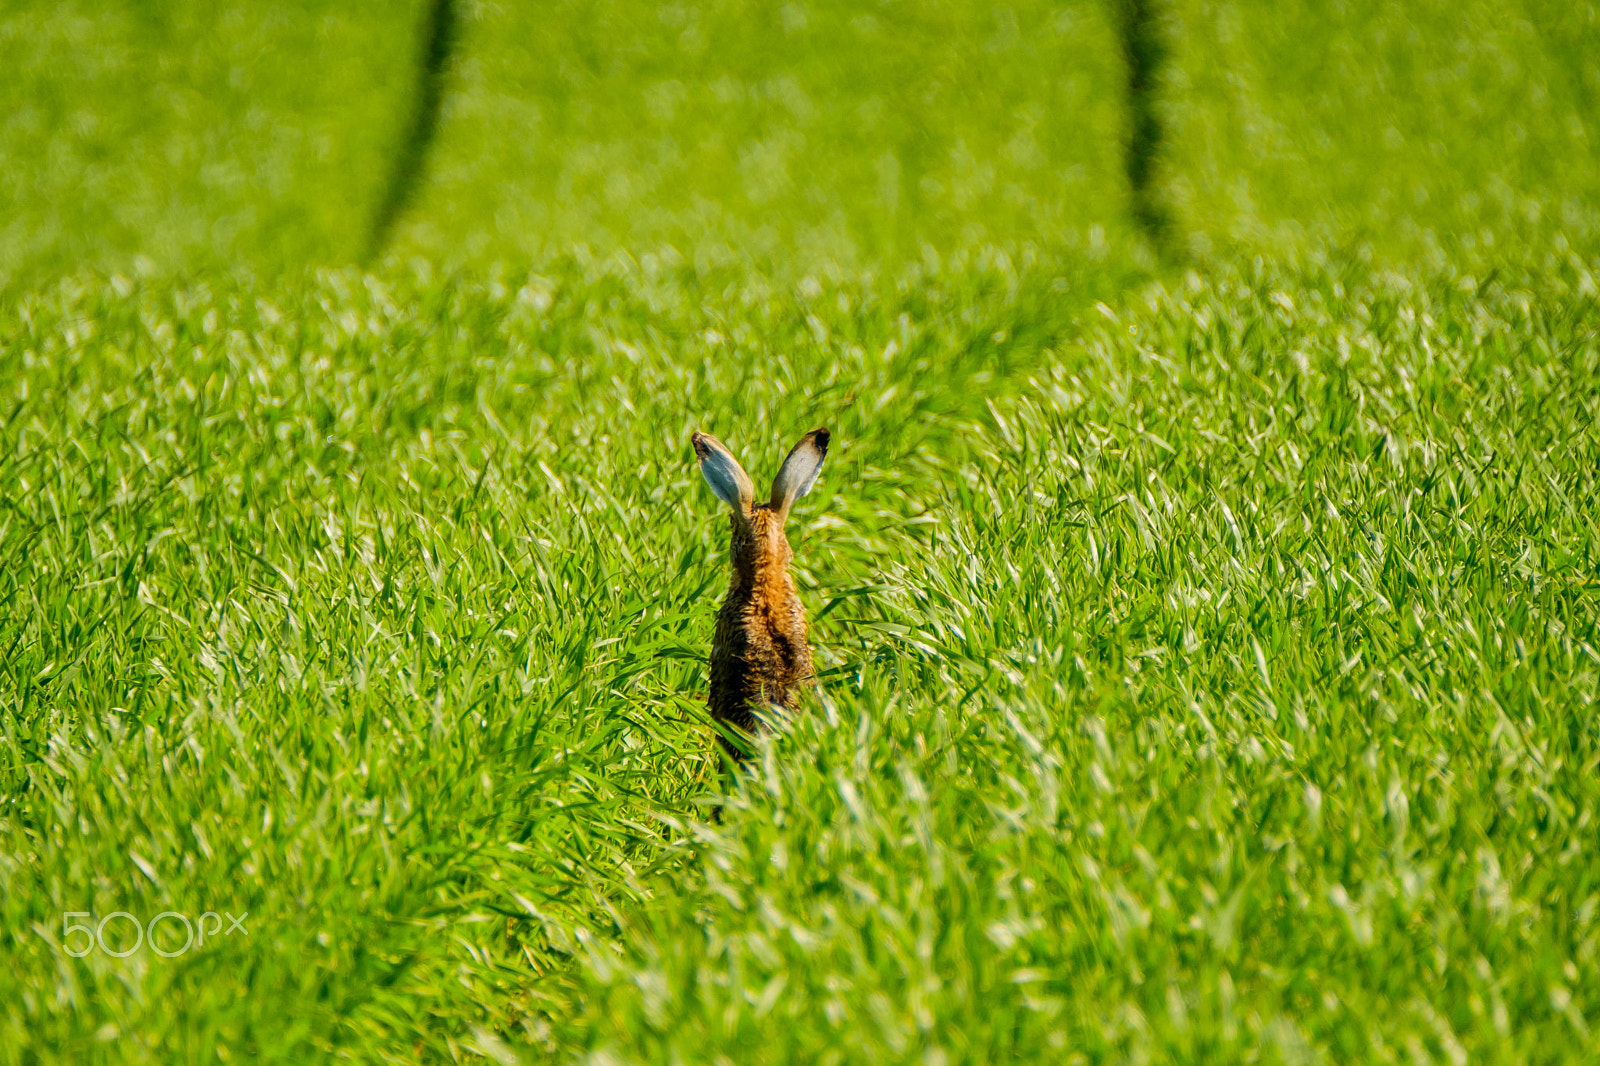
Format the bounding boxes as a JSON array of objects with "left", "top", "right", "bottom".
[
  {"left": 770, "top": 427, "right": 830, "bottom": 518},
  {"left": 693, "top": 431, "right": 754, "bottom": 513}
]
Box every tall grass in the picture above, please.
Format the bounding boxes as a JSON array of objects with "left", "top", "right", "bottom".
[
  {"left": 4, "top": 1, "right": 1596, "bottom": 281},
  {"left": 3, "top": 252, "right": 1596, "bottom": 1061},
  {"left": 2, "top": 1, "right": 1598, "bottom": 1061}
]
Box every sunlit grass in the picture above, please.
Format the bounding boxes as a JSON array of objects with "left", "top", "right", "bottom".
[
  {"left": 2, "top": 253, "right": 1597, "bottom": 1061},
  {"left": 5, "top": 2, "right": 1597, "bottom": 281},
  {"left": 3, "top": 1, "right": 1599, "bottom": 1061}
]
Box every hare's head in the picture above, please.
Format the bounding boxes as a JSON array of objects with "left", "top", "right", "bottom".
[{"left": 693, "top": 427, "right": 830, "bottom": 574}]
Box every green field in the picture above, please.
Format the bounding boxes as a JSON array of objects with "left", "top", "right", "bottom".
[{"left": 3, "top": 1, "right": 1599, "bottom": 1063}]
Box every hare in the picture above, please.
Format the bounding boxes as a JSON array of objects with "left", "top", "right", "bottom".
[{"left": 692, "top": 426, "right": 830, "bottom": 759}]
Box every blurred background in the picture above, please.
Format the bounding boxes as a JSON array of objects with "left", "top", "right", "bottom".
[{"left": 2, "top": 0, "right": 1596, "bottom": 286}]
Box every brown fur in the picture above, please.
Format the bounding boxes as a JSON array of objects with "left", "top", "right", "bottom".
[
  {"left": 694, "top": 428, "right": 829, "bottom": 759},
  {"left": 709, "top": 506, "right": 815, "bottom": 743}
]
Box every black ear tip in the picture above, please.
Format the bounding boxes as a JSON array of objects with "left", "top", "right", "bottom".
[
  {"left": 813, "top": 427, "right": 831, "bottom": 451},
  {"left": 691, "top": 431, "right": 711, "bottom": 460}
]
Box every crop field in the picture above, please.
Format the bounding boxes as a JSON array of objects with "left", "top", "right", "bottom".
[{"left": 3, "top": 1, "right": 1599, "bottom": 1064}]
